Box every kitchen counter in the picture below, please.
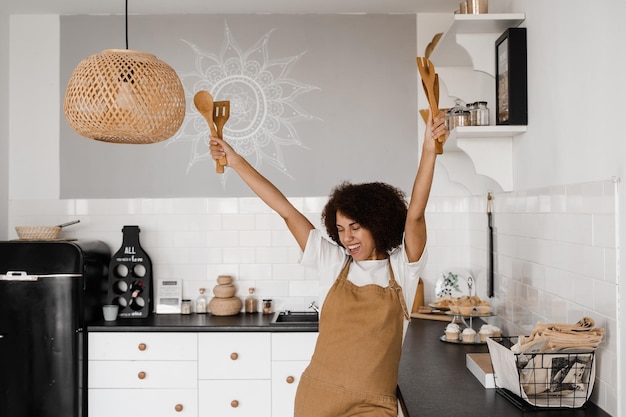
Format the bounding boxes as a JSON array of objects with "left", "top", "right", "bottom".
[
  {"left": 88, "top": 313, "right": 610, "bottom": 416},
  {"left": 398, "top": 318, "right": 611, "bottom": 417},
  {"left": 88, "top": 312, "right": 318, "bottom": 332}
]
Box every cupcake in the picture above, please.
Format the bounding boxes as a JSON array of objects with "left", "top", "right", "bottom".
[
  {"left": 462, "top": 327, "right": 477, "bottom": 343},
  {"left": 479, "top": 324, "right": 502, "bottom": 341},
  {"left": 445, "top": 323, "right": 461, "bottom": 341},
  {"left": 490, "top": 325, "right": 502, "bottom": 338},
  {"left": 476, "top": 300, "right": 492, "bottom": 314},
  {"left": 479, "top": 325, "right": 493, "bottom": 342},
  {"left": 458, "top": 298, "right": 474, "bottom": 316}
]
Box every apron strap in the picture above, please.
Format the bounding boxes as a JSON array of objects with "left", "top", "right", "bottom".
[{"left": 387, "top": 260, "right": 411, "bottom": 321}]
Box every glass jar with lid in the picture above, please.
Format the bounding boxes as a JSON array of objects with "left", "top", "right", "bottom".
[
  {"left": 447, "top": 99, "right": 470, "bottom": 130},
  {"left": 477, "top": 101, "right": 490, "bottom": 126},
  {"left": 195, "top": 288, "right": 208, "bottom": 314},
  {"left": 245, "top": 287, "right": 259, "bottom": 314}
]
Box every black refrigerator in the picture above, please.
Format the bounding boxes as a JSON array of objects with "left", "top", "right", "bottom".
[{"left": 0, "top": 240, "right": 110, "bottom": 417}]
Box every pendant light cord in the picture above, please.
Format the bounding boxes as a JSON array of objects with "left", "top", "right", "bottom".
[{"left": 125, "top": 0, "right": 129, "bottom": 50}]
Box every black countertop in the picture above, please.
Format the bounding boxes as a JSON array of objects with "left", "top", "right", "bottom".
[
  {"left": 88, "top": 313, "right": 610, "bottom": 416},
  {"left": 87, "top": 311, "right": 318, "bottom": 332},
  {"left": 398, "top": 318, "right": 611, "bottom": 417}
]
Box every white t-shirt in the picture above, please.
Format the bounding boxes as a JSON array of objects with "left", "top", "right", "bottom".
[{"left": 300, "top": 229, "right": 427, "bottom": 337}]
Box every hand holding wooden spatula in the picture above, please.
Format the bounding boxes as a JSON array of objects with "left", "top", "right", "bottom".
[
  {"left": 193, "top": 90, "right": 230, "bottom": 173},
  {"left": 417, "top": 57, "right": 445, "bottom": 154}
]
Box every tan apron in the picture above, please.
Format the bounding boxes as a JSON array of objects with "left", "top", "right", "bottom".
[{"left": 294, "top": 257, "right": 410, "bottom": 417}]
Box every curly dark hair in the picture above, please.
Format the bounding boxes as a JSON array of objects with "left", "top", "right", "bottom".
[{"left": 321, "top": 182, "right": 408, "bottom": 254}]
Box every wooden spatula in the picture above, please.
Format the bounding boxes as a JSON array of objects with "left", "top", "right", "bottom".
[
  {"left": 213, "top": 101, "right": 230, "bottom": 172},
  {"left": 193, "top": 91, "right": 224, "bottom": 172},
  {"left": 417, "top": 57, "right": 444, "bottom": 154}
]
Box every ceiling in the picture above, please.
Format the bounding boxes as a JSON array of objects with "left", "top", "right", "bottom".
[{"left": 2, "top": 0, "right": 461, "bottom": 15}]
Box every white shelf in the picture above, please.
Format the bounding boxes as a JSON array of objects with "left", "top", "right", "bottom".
[
  {"left": 443, "top": 125, "right": 527, "bottom": 191},
  {"left": 430, "top": 13, "right": 525, "bottom": 76},
  {"left": 452, "top": 125, "right": 527, "bottom": 139},
  {"left": 427, "top": 13, "right": 526, "bottom": 192}
]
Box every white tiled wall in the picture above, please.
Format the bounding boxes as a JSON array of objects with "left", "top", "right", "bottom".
[
  {"left": 7, "top": 178, "right": 618, "bottom": 415},
  {"left": 470, "top": 179, "right": 618, "bottom": 415}
]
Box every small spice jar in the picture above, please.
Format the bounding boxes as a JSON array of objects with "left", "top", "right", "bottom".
[
  {"left": 262, "top": 299, "right": 273, "bottom": 315},
  {"left": 195, "top": 288, "right": 208, "bottom": 314},
  {"left": 245, "top": 288, "right": 258, "bottom": 314},
  {"left": 477, "top": 101, "right": 490, "bottom": 126},
  {"left": 181, "top": 299, "right": 192, "bottom": 315}
]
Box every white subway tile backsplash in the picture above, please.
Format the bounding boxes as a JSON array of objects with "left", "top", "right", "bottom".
[
  {"left": 593, "top": 279, "right": 617, "bottom": 318},
  {"left": 207, "top": 198, "right": 239, "bottom": 214},
  {"left": 188, "top": 247, "right": 222, "bottom": 264},
  {"left": 173, "top": 231, "right": 207, "bottom": 248},
  {"left": 234, "top": 263, "right": 269, "bottom": 281},
  {"left": 271, "top": 230, "right": 299, "bottom": 246},
  {"left": 239, "top": 230, "right": 272, "bottom": 247},
  {"left": 593, "top": 213, "right": 617, "bottom": 248},
  {"left": 557, "top": 213, "right": 593, "bottom": 245},
  {"left": 223, "top": 247, "right": 256, "bottom": 264},
  {"left": 272, "top": 263, "right": 306, "bottom": 281},
  {"left": 289, "top": 279, "right": 319, "bottom": 297},
  {"left": 222, "top": 213, "right": 256, "bottom": 231},
  {"left": 206, "top": 230, "right": 239, "bottom": 247}
]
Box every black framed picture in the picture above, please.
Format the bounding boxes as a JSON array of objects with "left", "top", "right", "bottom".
[{"left": 496, "top": 27, "right": 527, "bottom": 125}]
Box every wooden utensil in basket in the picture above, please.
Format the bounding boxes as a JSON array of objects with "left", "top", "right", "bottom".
[{"left": 417, "top": 57, "right": 445, "bottom": 154}]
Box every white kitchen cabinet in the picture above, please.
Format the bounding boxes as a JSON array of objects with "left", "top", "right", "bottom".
[
  {"left": 88, "top": 332, "right": 198, "bottom": 417},
  {"left": 88, "top": 331, "right": 317, "bottom": 417},
  {"left": 89, "top": 389, "right": 197, "bottom": 417},
  {"left": 198, "top": 332, "right": 272, "bottom": 415},
  {"left": 89, "top": 332, "right": 198, "bottom": 360},
  {"left": 199, "top": 380, "right": 272, "bottom": 417},
  {"left": 89, "top": 360, "right": 197, "bottom": 388},
  {"left": 271, "top": 332, "right": 318, "bottom": 417},
  {"left": 198, "top": 332, "right": 271, "bottom": 379}
]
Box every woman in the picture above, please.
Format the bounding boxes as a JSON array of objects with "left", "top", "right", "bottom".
[{"left": 210, "top": 112, "right": 448, "bottom": 416}]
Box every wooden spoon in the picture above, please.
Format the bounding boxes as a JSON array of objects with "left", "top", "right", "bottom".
[{"left": 193, "top": 91, "right": 224, "bottom": 173}]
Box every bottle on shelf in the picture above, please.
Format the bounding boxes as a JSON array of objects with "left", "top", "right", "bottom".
[
  {"left": 196, "top": 288, "right": 208, "bottom": 314},
  {"left": 245, "top": 287, "right": 258, "bottom": 314}
]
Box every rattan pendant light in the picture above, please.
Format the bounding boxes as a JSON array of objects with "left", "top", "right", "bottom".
[{"left": 63, "top": 0, "right": 185, "bottom": 144}]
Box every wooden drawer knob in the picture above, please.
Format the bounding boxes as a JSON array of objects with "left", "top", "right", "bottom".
[
  {"left": 230, "top": 400, "right": 239, "bottom": 408},
  {"left": 230, "top": 352, "right": 239, "bottom": 360},
  {"left": 138, "top": 343, "right": 147, "bottom": 351},
  {"left": 286, "top": 376, "right": 295, "bottom": 384},
  {"left": 137, "top": 371, "right": 146, "bottom": 380},
  {"left": 174, "top": 404, "right": 183, "bottom": 412}
]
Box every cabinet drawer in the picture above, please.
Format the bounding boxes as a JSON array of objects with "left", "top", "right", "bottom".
[
  {"left": 271, "top": 332, "right": 318, "bottom": 361},
  {"left": 271, "top": 360, "right": 310, "bottom": 417},
  {"left": 199, "top": 380, "right": 271, "bottom": 417},
  {"left": 89, "top": 332, "right": 197, "bottom": 360},
  {"left": 89, "top": 360, "right": 197, "bottom": 388},
  {"left": 89, "top": 388, "right": 197, "bottom": 417},
  {"left": 198, "top": 333, "right": 271, "bottom": 379}
]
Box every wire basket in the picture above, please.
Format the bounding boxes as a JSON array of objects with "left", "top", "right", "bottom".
[
  {"left": 15, "top": 226, "right": 61, "bottom": 241},
  {"left": 487, "top": 337, "right": 595, "bottom": 410}
]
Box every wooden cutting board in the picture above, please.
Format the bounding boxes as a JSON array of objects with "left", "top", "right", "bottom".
[{"left": 410, "top": 312, "right": 451, "bottom": 322}]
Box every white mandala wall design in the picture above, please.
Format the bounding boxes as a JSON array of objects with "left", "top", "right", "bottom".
[{"left": 172, "top": 23, "right": 320, "bottom": 183}]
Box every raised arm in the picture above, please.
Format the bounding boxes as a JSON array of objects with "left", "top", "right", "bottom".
[
  {"left": 404, "top": 112, "right": 448, "bottom": 262},
  {"left": 209, "top": 137, "right": 314, "bottom": 251}
]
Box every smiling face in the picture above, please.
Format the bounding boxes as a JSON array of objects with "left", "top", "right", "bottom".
[{"left": 336, "top": 211, "right": 386, "bottom": 261}]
